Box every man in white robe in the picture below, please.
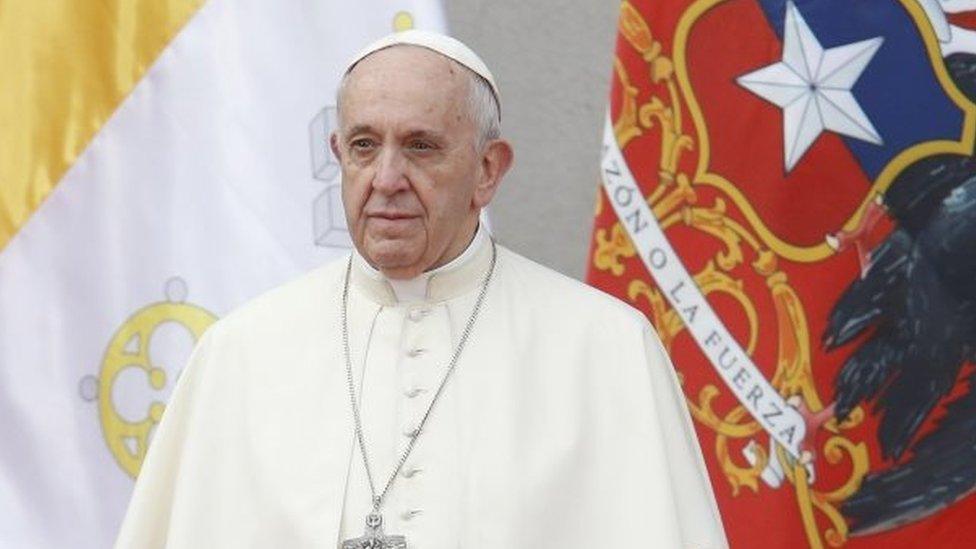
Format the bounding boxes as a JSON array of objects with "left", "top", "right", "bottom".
[{"left": 115, "top": 30, "right": 728, "bottom": 548}]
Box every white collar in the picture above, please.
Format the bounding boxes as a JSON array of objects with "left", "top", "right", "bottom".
[{"left": 351, "top": 223, "right": 490, "bottom": 305}]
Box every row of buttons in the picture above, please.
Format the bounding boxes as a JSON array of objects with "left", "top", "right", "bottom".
[
  {"left": 404, "top": 306, "right": 430, "bottom": 401},
  {"left": 399, "top": 460, "right": 424, "bottom": 522},
  {"left": 400, "top": 306, "right": 433, "bottom": 524}
]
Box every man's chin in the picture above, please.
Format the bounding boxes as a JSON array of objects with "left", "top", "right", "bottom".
[
  {"left": 362, "top": 243, "right": 425, "bottom": 278},
  {"left": 371, "top": 258, "right": 425, "bottom": 280},
  {"left": 379, "top": 264, "right": 425, "bottom": 280}
]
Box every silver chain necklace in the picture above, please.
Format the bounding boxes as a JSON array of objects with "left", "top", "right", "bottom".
[{"left": 340, "top": 240, "right": 497, "bottom": 549}]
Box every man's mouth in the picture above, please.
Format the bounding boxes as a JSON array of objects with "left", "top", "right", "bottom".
[{"left": 367, "top": 211, "right": 420, "bottom": 220}]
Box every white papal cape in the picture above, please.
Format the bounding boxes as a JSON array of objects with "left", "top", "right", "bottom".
[{"left": 115, "top": 235, "right": 728, "bottom": 548}]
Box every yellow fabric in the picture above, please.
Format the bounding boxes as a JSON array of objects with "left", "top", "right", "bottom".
[{"left": 0, "top": 0, "right": 204, "bottom": 252}]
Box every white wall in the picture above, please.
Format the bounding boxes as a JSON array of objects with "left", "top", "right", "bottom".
[{"left": 445, "top": 0, "right": 620, "bottom": 279}]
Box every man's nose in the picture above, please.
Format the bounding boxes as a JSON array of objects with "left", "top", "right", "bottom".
[{"left": 372, "top": 148, "right": 409, "bottom": 194}]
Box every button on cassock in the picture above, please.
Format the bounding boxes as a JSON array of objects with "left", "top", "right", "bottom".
[
  {"left": 400, "top": 509, "right": 423, "bottom": 521},
  {"left": 407, "top": 308, "right": 429, "bottom": 322},
  {"left": 406, "top": 348, "right": 426, "bottom": 358},
  {"left": 400, "top": 466, "right": 423, "bottom": 478}
]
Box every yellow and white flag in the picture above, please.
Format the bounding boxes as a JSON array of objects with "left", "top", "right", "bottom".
[{"left": 0, "top": 2, "right": 445, "bottom": 547}]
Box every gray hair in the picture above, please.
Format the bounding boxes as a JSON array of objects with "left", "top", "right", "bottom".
[
  {"left": 336, "top": 48, "right": 501, "bottom": 150},
  {"left": 466, "top": 70, "right": 501, "bottom": 148}
]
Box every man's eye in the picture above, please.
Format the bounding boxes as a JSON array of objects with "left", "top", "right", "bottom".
[
  {"left": 350, "top": 138, "right": 374, "bottom": 150},
  {"left": 409, "top": 141, "right": 435, "bottom": 151}
]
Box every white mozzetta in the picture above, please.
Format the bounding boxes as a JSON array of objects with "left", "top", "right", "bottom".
[{"left": 115, "top": 239, "right": 728, "bottom": 548}]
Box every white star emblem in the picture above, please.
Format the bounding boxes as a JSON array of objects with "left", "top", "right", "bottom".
[{"left": 737, "top": 1, "right": 884, "bottom": 172}]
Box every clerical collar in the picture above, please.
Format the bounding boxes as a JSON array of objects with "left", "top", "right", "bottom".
[{"left": 351, "top": 223, "right": 491, "bottom": 305}]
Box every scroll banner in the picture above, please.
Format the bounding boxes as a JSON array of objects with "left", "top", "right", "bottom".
[{"left": 600, "top": 115, "right": 805, "bottom": 458}]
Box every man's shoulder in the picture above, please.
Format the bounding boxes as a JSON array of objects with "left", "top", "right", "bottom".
[
  {"left": 496, "top": 245, "right": 649, "bottom": 329},
  {"left": 214, "top": 253, "right": 349, "bottom": 336}
]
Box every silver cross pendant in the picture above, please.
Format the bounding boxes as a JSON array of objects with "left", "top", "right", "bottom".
[{"left": 341, "top": 512, "right": 407, "bottom": 549}]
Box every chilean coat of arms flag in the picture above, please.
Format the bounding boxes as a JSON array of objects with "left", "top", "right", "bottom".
[{"left": 587, "top": 0, "right": 976, "bottom": 547}]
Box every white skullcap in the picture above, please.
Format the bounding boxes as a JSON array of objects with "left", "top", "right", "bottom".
[{"left": 344, "top": 29, "right": 501, "bottom": 119}]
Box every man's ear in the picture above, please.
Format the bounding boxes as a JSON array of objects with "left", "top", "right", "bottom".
[
  {"left": 473, "top": 139, "right": 514, "bottom": 208},
  {"left": 329, "top": 132, "right": 343, "bottom": 162}
]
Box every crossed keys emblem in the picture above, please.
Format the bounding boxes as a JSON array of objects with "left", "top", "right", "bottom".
[{"left": 341, "top": 512, "right": 406, "bottom": 549}]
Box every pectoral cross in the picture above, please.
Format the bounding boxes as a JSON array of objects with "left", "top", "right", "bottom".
[{"left": 341, "top": 512, "right": 407, "bottom": 549}]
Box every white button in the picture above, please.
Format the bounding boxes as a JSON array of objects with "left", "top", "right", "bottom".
[
  {"left": 400, "top": 509, "right": 423, "bottom": 520},
  {"left": 407, "top": 348, "right": 426, "bottom": 358},
  {"left": 400, "top": 466, "right": 423, "bottom": 478},
  {"left": 403, "top": 425, "right": 421, "bottom": 438},
  {"left": 404, "top": 387, "right": 424, "bottom": 398},
  {"left": 407, "top": 308, "right": 429, "bottom": 322}
]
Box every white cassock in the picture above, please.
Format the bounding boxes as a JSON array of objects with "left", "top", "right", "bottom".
[{"left": 115, "top": 225, "right": 728, "bottom": 548}]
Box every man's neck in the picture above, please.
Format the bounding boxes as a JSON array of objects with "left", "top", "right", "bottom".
[{"left": 354, "top": 223, "right": 488, "bottom": 303}]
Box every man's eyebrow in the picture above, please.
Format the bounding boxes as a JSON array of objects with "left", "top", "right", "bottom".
[
  {"left": 342, "top": 126, "right": 446, "bottom": 143},
  {"left": 344, "top": 124, "right": 375, "bottom": 137},
  {"left": 404, "top": 129, "right": 446, "bottom": 143}
]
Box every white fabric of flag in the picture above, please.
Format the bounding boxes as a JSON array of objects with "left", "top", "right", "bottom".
[{"left": 0, "top": 2, "right": 446, "bottom": 547}]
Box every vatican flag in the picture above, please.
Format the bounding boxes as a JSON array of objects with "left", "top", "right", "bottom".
[{"left": 0, "top": 1, "right": 446, "bottom": 547}]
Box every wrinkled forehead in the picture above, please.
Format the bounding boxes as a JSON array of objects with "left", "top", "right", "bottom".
[
  {"left": 338, "top": 45, "right": 473, "bottom": 122},
  {"left": 338, "top": 46, "right": 474, "bottom": 133}
]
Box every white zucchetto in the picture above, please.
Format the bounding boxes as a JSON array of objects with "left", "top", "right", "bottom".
[{"left": 343, "top": 29, "right": 501, "bottom": 119}]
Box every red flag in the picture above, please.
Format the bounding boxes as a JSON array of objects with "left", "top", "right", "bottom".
[{"left": 588, "top": 1, "right": 976, "bottom": 547}]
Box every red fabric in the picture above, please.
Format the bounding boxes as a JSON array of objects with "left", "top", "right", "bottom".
[
  {"left": 949, "top": 12, "right": 976, "bottom": 30},
  {"left": 586, "top": 1, "right": 976, "bottom": 547}
]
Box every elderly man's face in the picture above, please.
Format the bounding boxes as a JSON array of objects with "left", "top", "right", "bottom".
[{"left": 332, "top": 46, "right": 510, "bottom": 279}]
